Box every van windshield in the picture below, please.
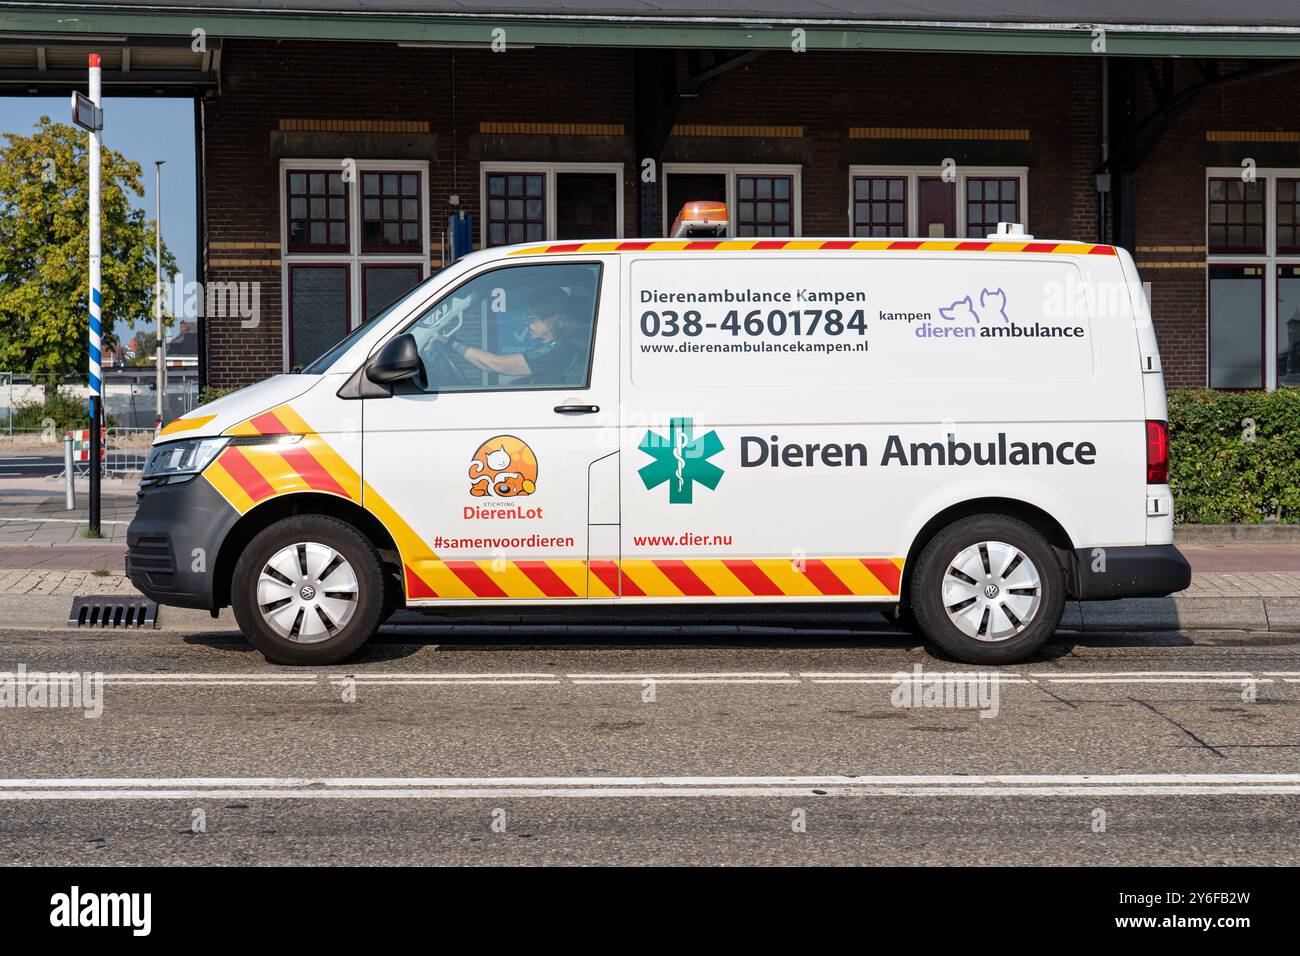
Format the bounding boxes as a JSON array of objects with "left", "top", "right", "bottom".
[{"left": 301, "top": 274, "right": 440, "bottom": 374}]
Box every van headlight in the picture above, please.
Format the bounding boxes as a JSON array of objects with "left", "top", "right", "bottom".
[{"left": 142, "top": 437, "right": 229, "bottom": 481}]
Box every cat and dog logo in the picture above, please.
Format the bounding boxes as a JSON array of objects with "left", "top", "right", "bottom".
[
  {"left": 468, "top": 435, "right": 538, "bottom": 497},
  {"left": 938, "top": 287, "right": 1008, "bottom": 324}
]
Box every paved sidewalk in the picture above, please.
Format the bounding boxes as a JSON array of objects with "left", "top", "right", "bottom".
[{"left": 0, "top": 484, "right": 136, "bottom": 544}]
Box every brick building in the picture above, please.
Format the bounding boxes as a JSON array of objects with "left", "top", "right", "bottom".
[{"left": 6, "top": 2, "right": 1300, "bottom": 389}]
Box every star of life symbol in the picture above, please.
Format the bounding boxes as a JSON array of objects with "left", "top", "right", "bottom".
[{"left": 637, "top": 417, "right": 724, "bottom": 504}]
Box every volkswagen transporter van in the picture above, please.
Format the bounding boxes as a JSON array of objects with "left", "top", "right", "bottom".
[{"left": 127, "top": 219, "right": 1191, "bottom": 666}]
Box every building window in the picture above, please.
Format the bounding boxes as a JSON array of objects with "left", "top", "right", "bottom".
[
  {"left": 485, "top": 171, "right": 545, "bottom": 246},
  {"left": 1207, "top": 177, "right": 1266, "bottom": 254},
  {"left": 848, "top": 167, "right": 1027, "bottom": 239},
  {"left": 1277, "top": 265, "right": 1300, "bottom": 386},
  {"left": 286, "top": 170, "right": 348, "bottom": 252},
  {"left": 556, "top": 173, "right": 618, "bottom": 240},
  {"left": 361, "top": 171, "right": 422, "bottom": 252},
  {"left": 735, "top": 175, "right": 794, "bottom": 237},
  {"left": 1276, "top": 179, "right": 1300, "bottom": 254},
  {"left": 288, "top": 265, "right": 350, "bottom": 370},
  {"left": 1208, "top": 265, "right": 1264, "bottom": 389},
  {"left": 363, "top": 264, "right": 425, "bottom": 322},
  {"left": 481, "top": 164, "right": 624, "bottom": 247},
  {"left": 965, "top": 177, "right": 1021, "bottom": 238},
  {"left": 1205, "top": 169, "right": 1300, "bottom": 389},
  {"left": 662, "top": 164, "right": 802, "bottom": 238},
  {"left": 281, "top": 160, "right": 429, "bottom": 370},
  {"left": 852, "top": 176, "right": 906, "bottom": 237}
]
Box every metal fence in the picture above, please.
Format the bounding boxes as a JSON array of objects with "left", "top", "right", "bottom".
[
  {"left": 60, "top": 426, "right": 157, "bottom": 478},
  {"left": 0, "top": 370, "right": 200, "bottom": 432},
  {"left": 105, "top": 427, "right": 155, "bottom": 476}
]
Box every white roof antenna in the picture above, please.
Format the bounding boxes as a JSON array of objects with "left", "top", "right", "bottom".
[{"left": 988, "top": 222, "right": 1034, "bottom": 240}]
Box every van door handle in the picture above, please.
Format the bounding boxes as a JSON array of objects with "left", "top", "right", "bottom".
[{"left": 554, "top": 404, "right": 600, "bottom": 415}]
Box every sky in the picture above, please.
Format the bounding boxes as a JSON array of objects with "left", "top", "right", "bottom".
[{"left": 0, "top": 95, "right": 197, "bottom": 343}]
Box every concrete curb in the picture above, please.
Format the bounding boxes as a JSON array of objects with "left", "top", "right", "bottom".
[{"left": 1176, "top": 524, "right": 1300, "bottom": 543}]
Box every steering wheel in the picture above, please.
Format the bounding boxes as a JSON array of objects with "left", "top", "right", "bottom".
[{"left": 418, "top": 337, "right": 469, "bottom": 389}]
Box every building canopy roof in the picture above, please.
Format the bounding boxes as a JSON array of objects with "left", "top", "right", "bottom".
[{"left": 3, "top": 1, "right": 1300, "bottom": 56}]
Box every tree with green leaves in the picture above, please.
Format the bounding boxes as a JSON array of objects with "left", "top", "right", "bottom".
[{"left": 0, "top": 115, "right": 174, "bottom": 385}]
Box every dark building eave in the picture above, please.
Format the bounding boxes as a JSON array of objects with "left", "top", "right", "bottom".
[{"left": 3, "top": 2, "right": 1300, "bottom": 57}]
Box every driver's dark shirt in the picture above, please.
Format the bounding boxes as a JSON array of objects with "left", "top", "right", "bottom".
[{"left": 521, "top": 338, "right": 581, "bottom": 385}]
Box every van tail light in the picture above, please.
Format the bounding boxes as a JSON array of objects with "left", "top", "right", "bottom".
[{"left": 1146, "top": 420, "right": 1169, "bottom": 485}]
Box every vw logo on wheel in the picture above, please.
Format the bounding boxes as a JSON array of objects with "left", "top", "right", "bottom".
[
  {"left": 299, "top": 585, "right": 317, "bottom": 601},
  {"left": 983, "top": 583, "right": 1000, "bottom": 599}
]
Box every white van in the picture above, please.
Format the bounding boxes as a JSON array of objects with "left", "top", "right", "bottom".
[{"left": 128, "top": 221, "right": 1190, "bottom": 666}]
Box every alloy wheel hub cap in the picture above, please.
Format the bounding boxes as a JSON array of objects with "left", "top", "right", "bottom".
[
  {"left": 941, "top": 540, "right": 1042, "bottom": 642},
  {"left": 256, "top": 542, "right": 359, "bottom": 644}
]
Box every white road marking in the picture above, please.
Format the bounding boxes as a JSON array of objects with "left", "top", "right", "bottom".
[
  {"left": 333, "top": 672, "right": 556, "bottom": 679},
  {"left": 571, "top": 678, "right": 801, "bottom": 685},
  {"left": 1045, "top": 678, "right": 1272, "bottom": 684},
  {"left": 1, "top": 773, "right": 1298, "bottom": 800},
  {"left": 569, "top": 672, "right": 792, "bottom": 678},
  {"left": 15, "top": 669, "right": 1298, "bottom": 690},
  {"left": 333, "top": 679, "right": 563, "bottom": 686},
  {"left": 811, "top": 678, "right": 1034, "bottom": 684}
]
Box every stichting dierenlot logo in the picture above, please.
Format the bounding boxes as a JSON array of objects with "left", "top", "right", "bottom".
[{"left": 638, "top": 417, "right": 724, "bottom": 504}]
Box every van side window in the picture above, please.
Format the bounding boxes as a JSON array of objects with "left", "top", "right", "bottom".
[{"left": 404, "top": 263, "right": 601, "bottom": 393}]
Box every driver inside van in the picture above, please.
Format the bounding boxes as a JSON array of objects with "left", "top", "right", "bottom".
[{"left": 436, "top": 287, "right": 587, "bottom": 387}]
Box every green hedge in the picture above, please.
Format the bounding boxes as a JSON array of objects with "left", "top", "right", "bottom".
[{"left": 1167, "top": 389, "right": 1300, "bottom": 524}]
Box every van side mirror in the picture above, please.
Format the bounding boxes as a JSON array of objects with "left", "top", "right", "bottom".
[{"left": 366, "top": 333, "right": 421, "bottom": 384}]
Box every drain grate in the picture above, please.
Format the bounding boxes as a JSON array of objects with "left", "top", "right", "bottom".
[{"left": 68, "top": 595, "right": 158, "bottom": 628}]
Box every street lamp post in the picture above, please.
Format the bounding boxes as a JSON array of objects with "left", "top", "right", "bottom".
[{"left": 154, "top": 160, "right": 166, "bottom": 427}]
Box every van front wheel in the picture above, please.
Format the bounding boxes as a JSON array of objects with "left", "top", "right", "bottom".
[
  {"left": 910, "top": 515, "right": 1064, "bottom": 665},
  {"left": 231, "top": 515, "right": 384, "bottom": 665}
]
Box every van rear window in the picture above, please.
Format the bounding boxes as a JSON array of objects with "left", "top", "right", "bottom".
[{"left": 629, "top": 257, "right": 1102, "bottom": 388}]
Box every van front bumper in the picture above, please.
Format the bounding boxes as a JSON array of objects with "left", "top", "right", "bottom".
[
  {"left": 126, "top": 476, "right": 239, "bottom": 611},
  {"left": 1071, "top": 544, "right": 1192, "bottom": 600}
]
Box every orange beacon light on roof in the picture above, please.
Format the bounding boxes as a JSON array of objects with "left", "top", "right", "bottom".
[{"left": 669, "top": 200, "right": 729, "bottom": 238}]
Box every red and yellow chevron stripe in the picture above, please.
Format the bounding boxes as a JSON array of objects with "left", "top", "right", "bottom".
[
  {"left": 587, "top": 556, "right": 902, "bottom": 599},
  {"left": 205, "top": 404, "right": 905, "bottom": 602},
  {"left": 206, "top": 404, "right": 361, "bottom": 513},
  {"left": 508, "top": 238, "right": 1116, "bottom": 257},
  {"left": 398, "top": 555, "right": 901, "bottom": 600}
]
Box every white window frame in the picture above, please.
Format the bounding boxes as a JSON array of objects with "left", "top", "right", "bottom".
[
  {"left": 279, "top": 158, "right": 431, "bottom": 371},
  {"left": 478, "top": 161, "right": 625, "bottom": 247},
  {"left": 661, "top": 162, "right": 803, "bottom": 237},
  {"left": 1205, "top": 166, "right": 1300, "bottom": 390},
  {"left": 846, "top": 165, "right": 1029, "bottom": 239}
]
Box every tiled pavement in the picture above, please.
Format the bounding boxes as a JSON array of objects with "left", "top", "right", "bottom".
[
  {"left": 0, "top": 569, "right": 132, "bottom": 596},
  {"left": 0, "top": 488, "right": 136, "bottom": 544}
]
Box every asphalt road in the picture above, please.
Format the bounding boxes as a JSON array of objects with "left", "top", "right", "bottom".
[
  {"left": 0, "top": 624, "right": 1298, "bottom": 865},
  {"left": 0, "top": 455, "right": 63, "bottom": 478}
]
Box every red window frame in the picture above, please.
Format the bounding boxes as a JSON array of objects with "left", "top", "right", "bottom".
[
  {"left": 285, "top": 169, "right": 349, "bottom": 253},
  {"left": 287, "top": 263, "right": 351, "bottom": 370},
  {"left": 361, "top": 263, "right": 424, "bottom": 322},
  {"left": 485, "top": 171, "right": 546, "bottom": 247},
  {"left": 360, "top": 170, "right": 423, "bottom": 254},
  {"left": 964, "top": 177, "right": 1020, "bottom": 239},
  {"left": 1275, "top": 178, "right": 1300, "bottom": 255},
  {"left": 1207, "top": 177, "right": 1266, "bottom": 254},
  {"left": 735, "top": 174, "right": 794, "bottom": 237},
  {"left": 851, "top": 176, "right": 907, "bottom": 237}
]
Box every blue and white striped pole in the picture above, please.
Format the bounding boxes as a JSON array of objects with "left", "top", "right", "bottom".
[{"left": 87, "top": 53, "right": 102, "bottom": 534}]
